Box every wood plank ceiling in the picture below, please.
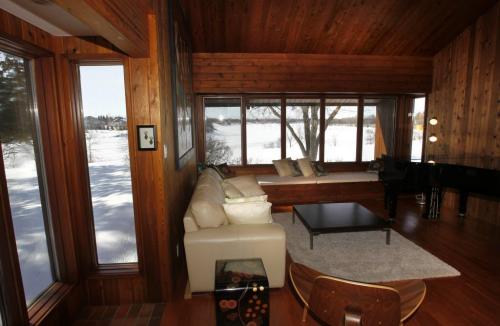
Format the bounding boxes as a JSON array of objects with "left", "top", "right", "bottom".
[{"left": 181, "top": 0, "right": 498, "bottom": 56}]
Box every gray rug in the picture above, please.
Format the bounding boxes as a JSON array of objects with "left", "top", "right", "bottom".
[{"left": 273, "top": 212, "right": 460, "bottom": 282}]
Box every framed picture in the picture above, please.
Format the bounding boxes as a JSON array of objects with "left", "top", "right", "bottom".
[
  {"left": 168, "top": 0, "right": 194, "bottom": 169},
  {"left": 137, "top": 125, "right": 157, "bottom": 151}
]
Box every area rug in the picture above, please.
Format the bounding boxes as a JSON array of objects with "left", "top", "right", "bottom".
[{"left": 273, "top": 212, "right": 460, "bottom": 282}]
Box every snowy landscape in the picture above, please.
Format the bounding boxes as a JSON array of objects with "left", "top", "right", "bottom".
[{"left": 2, "top": 129, "right": 137, "bottom": 304}]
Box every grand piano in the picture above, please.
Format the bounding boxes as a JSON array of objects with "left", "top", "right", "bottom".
[{"left": 379, "top": 156, "right": 500, "bottom": 220}]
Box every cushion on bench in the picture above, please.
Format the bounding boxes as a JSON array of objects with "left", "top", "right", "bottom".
[{"left": 256, "top": 172, "right": 378, "bottom": 186}]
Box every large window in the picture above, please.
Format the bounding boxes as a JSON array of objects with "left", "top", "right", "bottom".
[
  {"left": 246, "top": 98, "right": 281, "bottom": 164},
  {"left": 362, "top": 98, "right": 396, "bottom": 161},
  {"left": 204, "top": 98, "right": 242, "bottom": 165},
  {"left": 0, "top": 51, "right": 55, "bottom": 305},
  {"left": 411, "top": 97, "right": 426, "bottom": 161},
  {"left": 202, "top": 95, "right": 399, "bottom": 165},
  {"left": 324, "top": 99, "right": 358, "bottom": 162},
  {"left": 286, "top": 98, "right": 321, "bottom": 160},
  {"left": 78, "top": 64, "right": 137, "bottom": 264}
]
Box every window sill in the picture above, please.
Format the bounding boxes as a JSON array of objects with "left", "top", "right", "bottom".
[
  {"left": 88, "top": 263, "right": 140, "bottom": 279},
  {"left": 28, "top": 282, "right": 75, "bottom": 326}
]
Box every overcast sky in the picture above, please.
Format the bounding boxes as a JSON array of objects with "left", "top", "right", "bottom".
[{"left": 79, "top": 65, "right": 127, "bottom": 118}]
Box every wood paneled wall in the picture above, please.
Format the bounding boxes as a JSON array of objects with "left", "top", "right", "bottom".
[
  {"left": 193, "top": 53, "right": 433, "bottom": 93},
  {"left": 0, "top": 3, "right": 197, "bottom": 322},
  {"left": 156, "top": 0, "right": 198, "bottom": 297},
  {"left": 0, "top": 9, "right": 54, "bottom": 52},
  {"left": 427, "top": 2, "right": 500, "bottom": 225}
]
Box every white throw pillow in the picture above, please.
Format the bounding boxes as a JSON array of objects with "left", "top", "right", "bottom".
[
  {"left": 222, "top": 181, "right": 244, "bottom": 199},
  {"left": 225, "top": 175, "right": 265, "bottom": 197},
  {"left": 297, "top": 157, "right": 315, "bottom": 177},
  {"left": 191, "top": 188, "right": 227, "bottom": 228},
  {"left": 224, "top": 194, "right": 268, "bottom": 203},
  {"left": 272, "top": 159, "right": 294, "bottom": 177},
  {"left": 223, "top": 202, "right": 273, "bottom": 225}
]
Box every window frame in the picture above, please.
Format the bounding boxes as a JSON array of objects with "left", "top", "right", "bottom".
[
  {"left": 72, "top": 59, "right": 142, "bottom": 273},
  {"left": 245, "top": 96, "right": 283, "bottom": 164},
  {"left": 200, "top": 93, "right": 406, "bottom": 167},
  {"left": 361, "top": 96, "right": 398, "bottom": 162},
  {"left": 0, "top": 38, "right": 77, "bottom": 326},
  {"left": 202, "top": 96, "right": 244, "bottom": 165},
  {"left": 324, "top": 96, "right": 361, "bottom": 163},
  {"left": 409, "top": 95, "right": 428, "bottom": 163}
]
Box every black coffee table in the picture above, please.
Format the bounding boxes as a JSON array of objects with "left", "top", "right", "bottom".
[{"left": 292, "top": 202, "right": 391, "bottom": 249}]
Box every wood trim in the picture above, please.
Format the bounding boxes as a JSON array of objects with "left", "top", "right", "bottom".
[
  {"left": 356, "top": 97, "right": 364, "bottom": 162},
  {"left": 28, "top": 283, "right": 75, "bottom": 326},
  {"left": 241, "top": 97, "right": 247, "bottom": 165},
  {"left": 53, "top": 0, "right": 149, "bottom": 57},
  {"left": 421, "top": 95, "right": 429, "bottom": 162},
  {"left": 319, "top": 97, "right": 326, "bottom": 162},
  {"left": 280, "top": 95, "right": 286, "bottom": 159},
  {"left": 0, "top": 33, "right": 51, "bottom": 58}
]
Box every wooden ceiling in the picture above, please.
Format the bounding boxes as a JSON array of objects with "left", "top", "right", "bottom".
[{"left": 181, "top": 0, "right": 497, "bottom": 56}]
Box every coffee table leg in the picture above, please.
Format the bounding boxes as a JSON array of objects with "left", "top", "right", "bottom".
[
  {"left": 385, "top": 228, "right": 391, "bottom": 245},
  {"left": 292, "top": 209, "right": 295, "bottom": 224}
]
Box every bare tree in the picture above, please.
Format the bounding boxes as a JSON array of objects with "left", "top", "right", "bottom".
[
  {"left": 265, "top": 105, "right": 341, "bottom": 159},
  {"left": 86, "top": 130, "right": 98, "bottom": 163}
]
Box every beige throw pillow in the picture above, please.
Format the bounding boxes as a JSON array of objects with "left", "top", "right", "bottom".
[
  {"left": 222, "top": 181, "right": 244, "bottom": 199},
  {"left": 297, "top": 157, "right": 315, "bottom": 177},
  {"left": 191, "top": 188, "right": 227, "bottom": 228},
  {"left": 272, "top": 159, "right": 294, "bottom": 177},
  {"left": 223, "top": 201, "right": 273, "bottom": 225},
  {"left": 225, "top": 175, "right": 265, "bottom": 197},
  {"left": 224, "top": 194, "right": 268, "bottom": 203}
]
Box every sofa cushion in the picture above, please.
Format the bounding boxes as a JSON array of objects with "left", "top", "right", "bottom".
[
  {"left": 297, "top": 157, "right": 315, "bottom": 177},
  {"left": 191, "top": 187, "right": 227, "bottom": 228},
  {"left": 225, "top": 175, "right": 266, "bottom": 197},
  {"left": 224, "top": 194, "right": 268, "bottom": 203},
  {"left": 223, "top": 201, "right": 273, "bottom": 225},
  {"left": 222, "top": 181, "right": 244, "bottom": 199},
  {"left": 272, "top": 159, "right": 295, "bottom": 177}
]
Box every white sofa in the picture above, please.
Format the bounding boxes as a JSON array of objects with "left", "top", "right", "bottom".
[{"left": 183, "top": 168, "right": 286, "bottom": 293}]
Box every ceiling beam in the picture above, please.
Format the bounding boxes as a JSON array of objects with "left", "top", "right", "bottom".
[{"left": 53, "top": 0, "right": 149, "bottom": 57}]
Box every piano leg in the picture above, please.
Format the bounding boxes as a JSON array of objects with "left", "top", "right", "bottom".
[
  {"left": 425, "top": 186, "right": 442, "bottom": 220},
  {"left": 459, "top": 190, "right": 469, "bottom": 218}
]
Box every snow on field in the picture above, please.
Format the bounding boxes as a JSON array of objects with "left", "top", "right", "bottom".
[
  {"left": 2, "top": 130, "right": 136, "bottom": 303},
  {"left": 208, "top": 122, "right": 376, "bottom": 163},
  {"left": 3, "top": 143, "right": 53, "bottom": 305},
  {"left": 85, "top": 130, "right": 137, "bottom": 264}
]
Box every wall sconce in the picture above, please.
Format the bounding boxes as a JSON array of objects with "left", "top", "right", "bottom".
[
  {"left": 428, "top": 134, "right": 438, "bottom": 143},
  {"left": 427, "top": 160, "right": 436, "bottom": 164},
  {"left": 429, "top": 117, "right": 438, "bottom": 125}
]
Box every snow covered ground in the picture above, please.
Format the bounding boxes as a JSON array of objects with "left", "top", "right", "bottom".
[
  {"left": 85, "top": 130, "right": 137, "bottom": 264},
  {"left": 2, "top": 130, "right": 136, "bottom": 304},
  {"left": 208, "top": 122, "right": 376, "bottom": 163},
  {"left": 3, "top": 143, "right": 53, "bottom": 305}
]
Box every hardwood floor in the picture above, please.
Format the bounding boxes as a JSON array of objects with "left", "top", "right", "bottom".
[{"left": 75, "top": 198, "right": 500, "bottom": 325}]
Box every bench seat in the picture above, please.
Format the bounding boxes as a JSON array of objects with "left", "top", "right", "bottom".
[
  {"left": 256, "top": 171, "right": 379, "bottom": 185},
  {"left": 255, "top": 171, "right": 383, "bottom": 207}
]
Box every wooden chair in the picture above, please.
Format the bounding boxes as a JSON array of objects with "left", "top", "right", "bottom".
[{"left": 289, "top": 263, "right": 426, "bottom": 325}]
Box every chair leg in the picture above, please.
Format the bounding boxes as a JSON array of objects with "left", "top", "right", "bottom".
[{"left": 302, "top": 306, "right": 308, "bottom": 322}]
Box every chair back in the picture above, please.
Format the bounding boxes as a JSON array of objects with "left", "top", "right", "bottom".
[{"left": 308, "top": 276, "right": 401, "bottom": 326}]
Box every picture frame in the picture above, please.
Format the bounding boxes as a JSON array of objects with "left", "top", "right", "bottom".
[
  {"left": 168, "top": 0, "right": 194, "bottom": 169},
  {"left": 137, "top": 125, "right": 157, "bottom": 151}
]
